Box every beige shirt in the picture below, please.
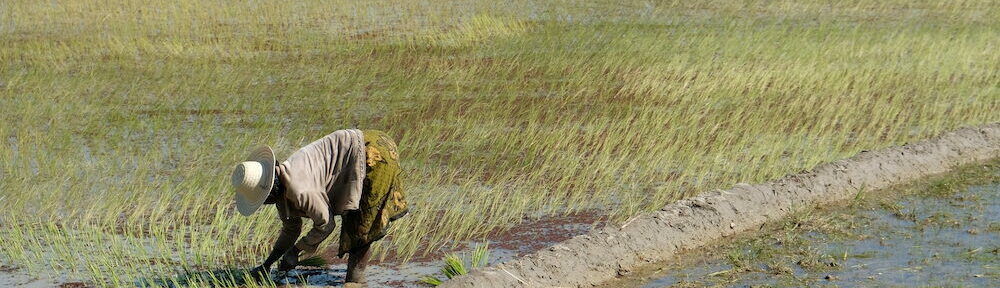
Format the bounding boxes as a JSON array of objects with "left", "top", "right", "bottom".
[{"left": 274, "top": 129, "right": 366, "bottom": 254}]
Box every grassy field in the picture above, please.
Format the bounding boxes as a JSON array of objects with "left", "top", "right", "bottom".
[{"left": 1, "top": 0, "right": 998, "bottom": 285}]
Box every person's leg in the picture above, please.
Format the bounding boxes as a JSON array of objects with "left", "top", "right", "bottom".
[{"left": 345, "top": 242, "right": 371, "bottom": 283}]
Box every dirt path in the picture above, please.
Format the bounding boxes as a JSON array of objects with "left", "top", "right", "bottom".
[{"left": 441, "top": 122, "right": 1000, "bottom": 287}]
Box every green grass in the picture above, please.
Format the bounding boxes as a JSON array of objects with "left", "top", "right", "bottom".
[{"left": 1, "top": 0, "right": 999, "bottom": 285}]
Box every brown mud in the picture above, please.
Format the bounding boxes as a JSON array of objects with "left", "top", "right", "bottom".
[
  {"left": 155, "top": 212, "right": 604, "bottom": 287},
  {"left": 311, "top": 211, "right": 605, "bottom": 287},
  {"left": 0, "top": 207, "right": 604, "bottom": 287},
  {"left": 442, "top": 122, "right": 1000, "bottom": 287},
  {"left": 327, "top": 211, "right": 606, "bottom": 265}
]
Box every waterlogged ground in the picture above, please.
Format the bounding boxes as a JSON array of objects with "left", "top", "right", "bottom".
[
  {"left": 605, "top": 163, "right": 1000, "bottom": 287},
  {"left": 0, "top": 212, "right": 599, "bottom": 287}
]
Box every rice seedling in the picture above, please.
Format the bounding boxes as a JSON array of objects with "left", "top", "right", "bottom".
[
  {"left": 1, "top": 0, "right": 998, "bottom": 286},
  {"left": 421, "top": 242, "right": 490, "bottom": 286}
]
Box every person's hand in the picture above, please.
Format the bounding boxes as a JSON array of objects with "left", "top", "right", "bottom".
[
  {"left": 277, "top": 247, "right": 301, "bottom": 271},
  {"left": 248, "top": 265, "right": 271, "bottom": 281}
]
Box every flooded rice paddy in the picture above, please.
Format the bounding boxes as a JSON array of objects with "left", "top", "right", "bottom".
[{"left": 606, "top": 163, "right": 999, "bottom": 287}]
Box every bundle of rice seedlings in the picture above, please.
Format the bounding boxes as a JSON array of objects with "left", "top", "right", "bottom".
[{"left": 421, "top": 242, "right": 490, "bottom": 286}]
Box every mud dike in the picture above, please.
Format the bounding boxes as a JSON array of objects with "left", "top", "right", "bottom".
[{"left": 442, "top": 123, "right": 1000, "bottom": 287}]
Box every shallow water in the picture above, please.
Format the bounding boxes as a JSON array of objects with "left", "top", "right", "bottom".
[
  {"left": 0, "top": 208, "right": 599, "bottom": 287},
  {"left": 634, "top": 181, "right": 999, "bottom": 287}
]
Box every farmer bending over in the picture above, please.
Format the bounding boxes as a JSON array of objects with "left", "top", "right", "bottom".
[{"left": 231, "top": 129, "right": 408, "bottom": 284}]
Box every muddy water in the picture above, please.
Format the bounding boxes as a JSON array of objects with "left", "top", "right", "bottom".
[
  {"left": 609, "top": 175, "right": 999, "bottom": 287},
  {"left": 131, "top": 213, "right": 600, "bottom": 287},
  {"left": 1, "top": 210, "right": 600, "bottom": 287}
]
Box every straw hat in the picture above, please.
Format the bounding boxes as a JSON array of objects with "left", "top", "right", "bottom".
[{"left": 231, "top": 146, "right": 276, "bottom": 216}]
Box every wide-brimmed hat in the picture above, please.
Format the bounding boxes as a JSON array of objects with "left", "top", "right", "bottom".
[{"left": 231, "top": 146, "right": 275, "bottom": 216}]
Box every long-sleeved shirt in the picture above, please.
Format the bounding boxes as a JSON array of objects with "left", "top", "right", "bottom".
[{"left": 273, "top": 129, "right": 366, "bottom": 254}]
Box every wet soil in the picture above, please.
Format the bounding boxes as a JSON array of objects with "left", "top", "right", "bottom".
[
  {"left": 603, "top": 162, "right": 1000, "bottom": 287},
  {"left": 0, "top": 264, "right": 84, "bottom": 288},
  {"left": 306, "top": 211, "right": 605, "bottom": 287},
  {"left": 1, "top": 208, "right": 606, "bottom": 288},
  {"left": 130, "top": 211, "right": 605, "bottom": 287},
  {"left": 335, "top": 211, "right": 607, "bottom": 265}
]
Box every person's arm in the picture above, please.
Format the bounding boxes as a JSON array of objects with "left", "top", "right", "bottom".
[
  {"left": 255, "top": 216, "right": 302, "bottom": 272},
  {"left": 274, "top": 212, "right": 336, "bottom": 271},
  {"left": 293, "top": 192, "right": 336, "bottom": 257}
]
